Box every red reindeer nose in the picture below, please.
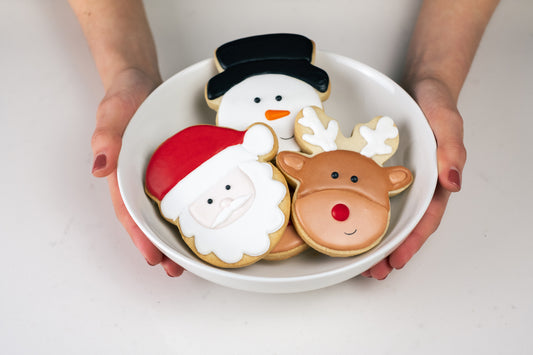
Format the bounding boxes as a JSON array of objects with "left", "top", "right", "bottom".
[
  {"left": 265, "top": 110, "right": 290, "bottom": 121},
  {"left": 331, "top": 203, "right": 350, "bottom": 221}
]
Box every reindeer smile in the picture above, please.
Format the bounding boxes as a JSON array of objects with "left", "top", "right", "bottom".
[{"left": 344, "top": 228, "right": 358, "bottom": 236}]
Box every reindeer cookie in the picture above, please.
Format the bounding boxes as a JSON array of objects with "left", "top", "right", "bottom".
[
  {"left": 145, "top": 123, "right": 290, "bottom": 268},
  {"left": 276, "top": 107, "right": 413, "bottom": 257}
]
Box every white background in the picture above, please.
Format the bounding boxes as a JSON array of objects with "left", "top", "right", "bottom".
[{"left": 1, "top": 1, "right": 532, "bottom": 354}]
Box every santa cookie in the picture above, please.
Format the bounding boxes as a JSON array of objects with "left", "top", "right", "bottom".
[
  {"left": 145, "top": 123, "right": 290, "bottom": 268},
  {"left": 205, "top": 33, "right": 331, "bottom": 259},
  {"left": 276, "top": 107, "right": 413, "bottom": 257}
]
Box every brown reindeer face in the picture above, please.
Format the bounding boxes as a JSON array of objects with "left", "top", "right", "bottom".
[{"left": 277, "top": 150, "right": 412, "bottom": 256}]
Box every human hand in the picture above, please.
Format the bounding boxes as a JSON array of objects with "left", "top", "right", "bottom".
[
  {"left": 362, "top": 77, "right": 466, "bottom": 279},
  {"left": 91, "top": 68, "right": 184, "bottom": 277}
]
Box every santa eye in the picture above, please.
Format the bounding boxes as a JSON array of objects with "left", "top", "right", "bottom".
[
  {"left": 275, "top": 95, "right": 282, "bottom": 101},
  {"left": 351, "top": 176, "right": 359, "bottom": 183},
  {"left": 254, "top": 97, "right": 261, "bottom": 103},
  {"left": 225, "top": 185, "right": 231, "bottom": 190},
  {"left": 207, "top": 198, "right": 213, "bottom": 204},
  {"left": 331, "top": 172, "right": 339, "bottom": 179}
]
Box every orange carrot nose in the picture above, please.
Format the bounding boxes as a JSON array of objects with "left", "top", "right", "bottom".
[{"left": 265, "top": 110, "right": 290, "bottom": 121}]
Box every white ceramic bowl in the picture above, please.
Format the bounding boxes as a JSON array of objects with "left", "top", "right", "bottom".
[{"left": 117, "top": 52, "right": 437, "bottom": 293}]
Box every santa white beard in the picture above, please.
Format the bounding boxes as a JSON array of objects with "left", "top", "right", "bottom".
[{"left": 177, "top": 160, "right": 286, "bottom": 264}]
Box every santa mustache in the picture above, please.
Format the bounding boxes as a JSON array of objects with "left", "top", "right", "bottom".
[{"left": 210, "top": 194, "right": 252, "bottom": 229}]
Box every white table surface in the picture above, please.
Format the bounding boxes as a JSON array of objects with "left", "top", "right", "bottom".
[{"left": 1, "top": 1, "right": 532, "bottom": 354}]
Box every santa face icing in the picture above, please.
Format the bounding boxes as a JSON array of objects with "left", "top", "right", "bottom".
[
  {"left": 178, "top": 160, "right": 286, "bottom": 264},
  {"left": 188, "top": 167, "right": 255, "bottom": 229},
  {"left": 217, "top": 74, "right": 324, "bottom": 152}
]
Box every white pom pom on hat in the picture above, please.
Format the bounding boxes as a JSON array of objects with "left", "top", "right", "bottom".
[{"left": 242, "top": 123, "right": 275, "bottom": 157}]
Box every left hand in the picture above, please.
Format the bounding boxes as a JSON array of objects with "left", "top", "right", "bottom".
[{"left": 91, "top": 67, "right": 185, "bottom": 277}]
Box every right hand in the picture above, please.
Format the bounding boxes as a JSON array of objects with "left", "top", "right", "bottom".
[{"left": 91, "top": 67, "right": 184, "bottom": 277}]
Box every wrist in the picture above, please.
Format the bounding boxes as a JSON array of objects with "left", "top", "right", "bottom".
[{"left": 404, "top": 76, "right": 459, "bottom": 122}]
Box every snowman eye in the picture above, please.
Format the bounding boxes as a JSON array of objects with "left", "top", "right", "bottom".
[
  {"left": 207, "top": 198, "right": 213, "bottom": 204},
  {"left": 254, "top": 97, "right": 261, "bottom": 103},
  {"left": 225, "top": 185, "right": 231, "bottom": 190},
  {"left": 275, "top": 95, "right": 282, "bottom": 101}
]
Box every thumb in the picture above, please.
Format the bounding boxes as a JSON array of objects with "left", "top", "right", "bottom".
[
  {"left": 90, "top": 68, "right": 161, "bottom": 177},
  {"left": 411, "top": 79, "right": 467, "bottom": 193},
  {"left": 427, "top": 106, "right": 467, "bottom": 193},
  {"left": 91, "top": 94, "right": 135, "bottom": 177}
]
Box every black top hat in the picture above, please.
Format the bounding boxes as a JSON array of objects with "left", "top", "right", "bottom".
[{"left": 206, "top": 33, "right": 330, "bottom": 100}]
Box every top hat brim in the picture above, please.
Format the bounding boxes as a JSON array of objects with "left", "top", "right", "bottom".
[{"left": 206, "top": 59, "right": 330, "bottom": 100}]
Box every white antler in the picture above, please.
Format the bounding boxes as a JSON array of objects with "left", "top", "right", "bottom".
[
  {"left": 298, "top": 106, "right": 339, "bottom": 152},
  {"left": 359, "top": 116, "right": 398, "bottom": 158}
]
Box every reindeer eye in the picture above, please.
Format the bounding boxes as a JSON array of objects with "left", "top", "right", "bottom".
[
  {"left": 275, "top": 95, "right": 282, "bottom": 101},
  {"left": 331, "top": 172, "right": 339, "bottom": 179},
  {"left": 225, "top": 185, "right": 231, "bottom": 190},
  {"left": 254, "top": 97, "right": 261, "bottom": 103},
  {"left": 207, "top": 198, "right": 213, "bottom": 204},
  {"left": 351, "top": 176, "right": 358, "bottom": 183}
]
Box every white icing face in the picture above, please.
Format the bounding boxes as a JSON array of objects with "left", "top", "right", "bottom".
[
  {"left": 178, "top": 160, "right": 286, "bottom": 264},
  {"left": 217, "top": 74, "right": 324, "bottom": 152},
  {"left": 188, "top": 168, "right": 255, "bottom": 229}
]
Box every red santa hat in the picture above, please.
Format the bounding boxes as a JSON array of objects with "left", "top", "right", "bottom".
[{"left": 145, "top": 123, "right": 275, "bottom": 220}]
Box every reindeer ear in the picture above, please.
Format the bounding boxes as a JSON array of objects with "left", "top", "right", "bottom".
[
  {"left": 385, "top": 166, "right": 413, "bottom": 196},
  {"left": 276, "top": 151, "right": 308, "bottom": 185}
]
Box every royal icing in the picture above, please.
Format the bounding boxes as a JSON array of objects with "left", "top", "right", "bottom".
[
  {"left": 206, "top": 33, "right": 329, "bottom": 100},
  {"left": 216, "top": 74, "right": 324, "bottom": 152},
  {"left": 299, "top": 106, "right": 339, "bottom": 152},
  {"left": 359, "top": 116, "right": 398, "bottom": 158},
  {"left": 179, "top": 160, "right": 287, "bottom": 264},
  {"left": 215, "top": 33, "right": 315, "bottom": 71}
]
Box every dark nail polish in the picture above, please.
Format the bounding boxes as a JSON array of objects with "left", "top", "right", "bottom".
[
  {"left": 448, "top": 168, "right": 461, "bottom": 190},
  {"left": 92, "top": 154, "right": 107, "bottom": 173}
]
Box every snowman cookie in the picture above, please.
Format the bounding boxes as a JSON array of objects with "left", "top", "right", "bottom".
[
  {"left": 205, "top": 33, "right": 331, "bottom": 260},
  {"left": 205, "top": 33, "right": 330, "bottom": 152},
  {"left": 145, "top": 123, "right": 290, "bottom": 268}
]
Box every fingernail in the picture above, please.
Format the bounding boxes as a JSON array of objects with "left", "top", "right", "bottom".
[
  {"left": 448, "top": 168, "right": 461, "bottom": 191},
  {"left": 92, "top": 154, "right": 107, "bottom": 173}
]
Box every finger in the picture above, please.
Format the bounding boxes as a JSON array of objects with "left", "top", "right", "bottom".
[
  {"left": 360, "top": 271, "right": 372, "bottom": 278},
  {"left": 367, "top": 259, "right": 393, "bottom": 280},
  {"left": 91, "top": 94, "right": 137, "bottom": 177},
  {"left": 107, "top": 172, "right": 164, "bottom": 266},
  {"left": 388, "top": 184, "right": 451, "bottom": 270},
  {"left": 161, "top": 256, "right": 185, "bottom": 277}
]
